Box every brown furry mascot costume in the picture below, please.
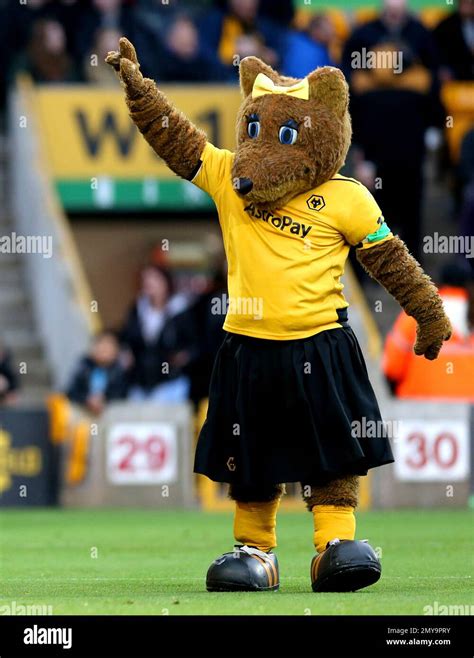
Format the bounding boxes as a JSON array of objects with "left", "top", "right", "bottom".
[{"left": 107, "top": 39, "right": 451, "bottom": 592}]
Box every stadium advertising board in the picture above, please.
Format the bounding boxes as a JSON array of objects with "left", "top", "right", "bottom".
[
  {"left": 0, "top": 409, "right": 57, "bottom": 506},
  {"left": 106, "top": 421, "right": 178, "bottom": 485},
  {"left": 35, "top": 85, "right": 241, "bottom": 211}
]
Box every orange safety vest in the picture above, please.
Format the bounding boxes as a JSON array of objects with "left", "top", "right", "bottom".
[{"left": 382, "top": 287, "right": 474, "bottom": 401}]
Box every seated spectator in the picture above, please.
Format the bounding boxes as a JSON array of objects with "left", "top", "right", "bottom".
[
  {"left": 458, "top": 129, "right": 474, "bottom": 273},
  {"left": 199, "top": 0, "right": 286, "bottom": 74},
  {"left": 2, "top": 1, "right": 82, "bottom": 102},
  {"left": 283, "top": 15, "right": 335, "bottom": 78},
  {"left": 341, "top": 0, "right": 443, "bottom": 261},
  {"left": 155, "top": 15, "right": 227, "bottom": 82},
  {"left": 66, "top": 330, "right": 128, "bottom": 415},
  {"left": 383, "top": 263, "right": 474, "bottom": 401},
  {"left": 12, "top": 18, "right": 79, "bottom": 83},
  {"left": 3, "top": 0, "right": 77, "bottom": 56},
  {"left": 171, "top": 260, "right": 227, "bottom": 407},
  {"left": 83, "top": 27, "right": 121, "bottom": 85},
  {"left": 257, "top": 0, "right": 294, "bottom": 26},
  {"left": 124, "top": 0, "right": 179, "bottom": 79},
  {"left": 459, "top": 185, "right": 474, "bottom": 276},
  {"left": 120, "top": 265, "right": 191, "bottom": 402},
  {"left": 459, "top": 128, "right": 474, "bottom": 196},
  {"left": 73, "top": 0, "right": 133, "bottom": 63},
  {"left": 215, "top": 0, "right": 294, "bottom": 26},
  {"left": 232, "top": 32, "right": 277, "bottom": 68},
  {"left": 0, "top": 343, "right": 18, "bottom": 405},
  {"left": 433, "top": 0, "right": 474, "bottom": 82}
]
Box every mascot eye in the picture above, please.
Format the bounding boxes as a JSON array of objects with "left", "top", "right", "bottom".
[
  {"left": 279, "top": 126, "right": 298, "bottom": 145},
  {"left": 247, "top": 120, "right": 260, "bottom": 139}
]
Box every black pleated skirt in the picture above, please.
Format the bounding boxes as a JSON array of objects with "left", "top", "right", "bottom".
[{"left": 194, "top": 327, "right": 394, "bottom": 486}]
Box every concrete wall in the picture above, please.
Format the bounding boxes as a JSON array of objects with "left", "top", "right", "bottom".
[
  {"left": 60, "top": 402, "right": 195, "bottom": 508},
  {"left": 371, "top": 400, "right": 471, "bottom": 508}
]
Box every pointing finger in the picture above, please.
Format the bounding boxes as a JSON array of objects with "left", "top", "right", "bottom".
[{"left": 119, "top": 37, "right": 139, "bottom": 66}]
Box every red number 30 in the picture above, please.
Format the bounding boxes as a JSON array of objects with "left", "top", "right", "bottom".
[{"left": 405, "top": 432, "right": 458, "bottom": 470}]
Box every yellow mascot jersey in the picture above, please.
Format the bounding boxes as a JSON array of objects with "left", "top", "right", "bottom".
[{"left": 192, "top": 142, "right": 393, "bottom": 340}]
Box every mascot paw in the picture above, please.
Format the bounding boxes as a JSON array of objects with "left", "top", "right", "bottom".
[
  {"left": 206, "top": 545, "right": 279, "bottom": 592},
  {"left": 105, "top": 37, "right": 144, "bottom": 94},
  {"left": 414, "top": 316, "right": 452, "bottom": 360},
  {"left": 311, "top": 539, "right": 381, "bottom": 592}
]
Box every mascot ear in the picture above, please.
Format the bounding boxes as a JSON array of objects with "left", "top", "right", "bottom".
[
  {"left": 239, "top": 56, "right": 280, "bottom": 98},
  {"left": 307, "top": 67, "right": 349, "bottom": 117}
]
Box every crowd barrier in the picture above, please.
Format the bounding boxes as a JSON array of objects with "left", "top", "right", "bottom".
[
  {"left": 373, "top": 400, "right": 473, "bottom": 508},
  {"left": 50, "top": 398, "right": 195, "bottom": 508},
  {"left": 1, "top": 397, "right": 471, "bottom": 509}
]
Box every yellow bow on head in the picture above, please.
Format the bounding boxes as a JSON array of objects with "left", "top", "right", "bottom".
[{"left": 252, "top": 72, "right": 309, "bottom": 100}]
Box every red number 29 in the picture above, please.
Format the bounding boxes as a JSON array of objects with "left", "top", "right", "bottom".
[{"left": 117, "top": 435, "right": 168, "bottom": 471}]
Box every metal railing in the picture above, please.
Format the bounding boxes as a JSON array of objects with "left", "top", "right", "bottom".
[{"left": 8, "top": 77, "right": 101, "bottom": 389}]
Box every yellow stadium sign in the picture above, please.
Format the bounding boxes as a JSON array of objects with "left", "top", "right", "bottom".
[
  {"left": 35, "top": 85, "right": 242, "bottom": 179},
  {"left": 0, "top": 429, "right": 42, "bottom": 494}
]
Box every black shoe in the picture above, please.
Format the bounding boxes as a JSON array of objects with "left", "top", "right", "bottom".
[
  {"left": 206, "top": 545, "right": 279, "bottom": 592},
  {"left": 311, "top": 539, "right": 381, "bottom": 592}
]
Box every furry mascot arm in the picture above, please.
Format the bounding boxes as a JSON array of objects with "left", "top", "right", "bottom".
[
  {"left": 106, "top": 38, "right": 207, "bottom": 180},
  {"left": 357, "top": 237, "right": 452, "bottom": 360}
]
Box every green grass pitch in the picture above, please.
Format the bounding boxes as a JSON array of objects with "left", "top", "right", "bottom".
[{"left": 0, "top": 509, "right": 472, "bottom": 615}]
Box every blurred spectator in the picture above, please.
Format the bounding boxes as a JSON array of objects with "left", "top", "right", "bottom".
[
  {"left": 120, "top": 265, "right": 191, "bottom": 402},
  {"left": 383, "top": 262, "right": 474, "bottom": 400},
  {"left": 155, "top": 15, "right": 227, "bottom": 82},
  {"left": 0, "top": 343, "right": 18, "bottom": 405},
  {"left": 459, "top": 128, "right": 474, "bottom": 195},
  {"left": 3, "top": 1, "right": 82, "bottom": 83},
  {"left": 459, "top": 185, "right": 474, "bottom": 276},
  {"left": 73, "top": 0, "right": 134, "bottom": 63},
  {"left": 257, "top": 0, "right": 294, "bottom": 26},
  {"left": 433, "top": 0, "right": 474, "bottom": 82},
  {"left": 215, "top": 0, "right": 294, "bottom": 26},
  {"left": 3, "top": 1, "right": 62, "bottom": 57},
  {"left": 83, "top": 27, "right": 121, "bottom": 85},
  {"left": 458, "top": 129, "right": 474, "bottom": 274},
  {"left": 11, "top": 18, "right": 79, "bottom": 83},
  {"left": 37, "top": 2, "right": 83, "bottom": 56},
  {"left": 125, "top": 0, "right": 182, "bottom": 79},
  {"left": 66, "top": 330, "right": 128, "bottom": 415},
  {"left": 173, "top": 261, "right": 227, "bottom": 407},
  {"left": 342, "top": 0, "right": 443, "bottom": 260},
  {"left": 136, "top": 0, "right": 212, "bottom": 11},
  {"left": 283, "top": 15, "right": 335, "bottom": 78},
  {"left": 200, "top": 0, "right": 286, "bottom": 73}
]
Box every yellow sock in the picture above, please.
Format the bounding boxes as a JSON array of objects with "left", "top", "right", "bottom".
[
  {"left": 312, "top": 504, "right": 356, "bottom": 553},
  {"left": 234, "top": 499, "right": 280, "bottom": 552}
]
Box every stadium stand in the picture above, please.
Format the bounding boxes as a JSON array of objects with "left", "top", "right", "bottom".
[
  {"left": 0, "top": 126, "right": 51, "bottom": 404},
  {"left": 9, "top": 77, "right": 100, "bottom": 391}
]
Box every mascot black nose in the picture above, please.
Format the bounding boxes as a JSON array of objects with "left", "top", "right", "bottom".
[{"left": 237, "top": 177, "right": 253, "bottom": 195}]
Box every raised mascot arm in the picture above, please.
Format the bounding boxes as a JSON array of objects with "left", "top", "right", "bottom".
[{"left": 106, "top": 38, "right": 207, "bottom": 180}]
